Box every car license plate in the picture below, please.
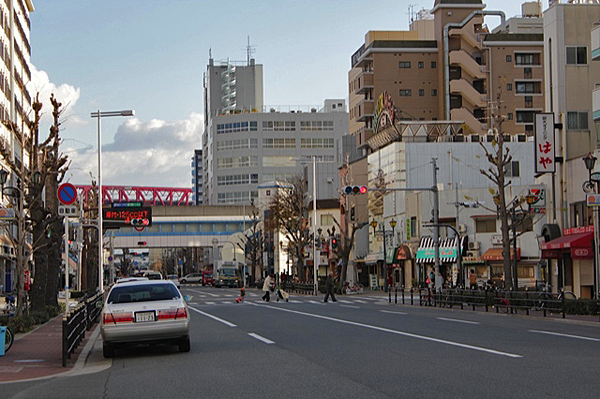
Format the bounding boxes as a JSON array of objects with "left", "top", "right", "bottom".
[{"left": 135, "top": 311, "right": 156, "bottom": 323}]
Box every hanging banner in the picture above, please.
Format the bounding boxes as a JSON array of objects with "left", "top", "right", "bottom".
[{"left": 535, "top": 113, "right": 555, "bottom": 173}]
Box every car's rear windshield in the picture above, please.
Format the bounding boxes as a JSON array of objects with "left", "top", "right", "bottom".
[{"left": 108, "top": 284, "right": 181, "bottom": 304}]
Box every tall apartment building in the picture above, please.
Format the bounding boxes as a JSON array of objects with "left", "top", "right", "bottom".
[
  {"left": 0, "top": 0, "right": 34, "bottom": 166},
  {"left": 191, "top": 149, "right": 203, "bottom": 205},
  {"left": 348, "top": 0, "right": 545, "bottom": 152},
  {"left": 201, "top": 56, "right": 349, "bottom": 205},
  {"left": 0, "top": 0, "right": 34, "bottom": 294}
]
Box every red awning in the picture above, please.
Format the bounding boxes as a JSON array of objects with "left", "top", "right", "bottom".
[
  {"left": 540, "top": 232, "right": 593, "bottom": 260},
  {"left": 481, "top": 248, "right": 521, "bottom": 261}
]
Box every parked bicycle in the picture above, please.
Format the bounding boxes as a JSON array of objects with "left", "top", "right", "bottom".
[
  {"left": 495, "top": 290, "right": 510, "bottom": 313},
  {"left": 420, "top": 288, "right": 433, "bottom": 306},
  {"left": 1, "top": 321, "right": 14, "bottom": 353},
  {"left": 342, "top": 282, "right": 364, "bottom": 295},
  {"left": 534, "top": 291, "right": 576, "bottom": 312}
]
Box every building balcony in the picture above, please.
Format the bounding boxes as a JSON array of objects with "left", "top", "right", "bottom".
[
  {"left": 449, "top": 49, "right": 487, "bottom": 80},
  {"left": 355, "top": 99, "right": 375, "bottom": 122},
  {"left": 354, "top": 70, "right": 374, "bottom": 95},
  {"left": 593, "top": 86, "right": 600, "bottom": 120},
  {"left": 592, "top": 25, "right": 600, "bottom": 61},
  {"left": 450, "top": 107, "right": 486, "bottom": 135},
  {"left": 450, "top": 79, "right": 487, "bottom": 108}
]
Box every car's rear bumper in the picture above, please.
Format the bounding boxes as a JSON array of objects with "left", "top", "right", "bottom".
[{"left": 101, "top": 319, "right": 189, "bottom": 344}]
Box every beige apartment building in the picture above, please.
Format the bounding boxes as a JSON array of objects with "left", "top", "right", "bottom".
[{"left": 349, "top": 0, "right": 545, "bottom": 152}]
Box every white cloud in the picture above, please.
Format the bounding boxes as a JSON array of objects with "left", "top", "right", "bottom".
[
  {"left": 28, "top": 65, "right": 81, "bottom": 127},
  {"left": 67, "top": 113, "right": 203, "bottom": 187}
]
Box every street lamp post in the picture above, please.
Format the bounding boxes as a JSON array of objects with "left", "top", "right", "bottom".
[
  {"left": 90, "top": 110, "right": 134, "bottom": 293},
  {"left": 370, "top": 220, "right": 387, "bottom": 290},
  {"left": 583, "top": 152, "right": 599, "bottom": 299}
]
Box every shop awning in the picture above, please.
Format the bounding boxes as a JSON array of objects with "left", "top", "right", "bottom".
[
  {"left": 365, "top": 253, "right": 382, "bottom": 265},
  {"left": 481, "top": 247, "right": 521, "bottom": 261},
  {"left": 416, "top": 236, "right": 467, "bottom": 264},
  {"left": 540, "top": 232, "right": 593, "bottom": 260}
]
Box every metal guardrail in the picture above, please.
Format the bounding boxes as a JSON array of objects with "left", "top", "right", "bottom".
[
  {"left": 62, "top": 292, "right": 103, "bottom": 367},
  {"left": 387, "top": 288, "right": 600, "bottom": 322}
]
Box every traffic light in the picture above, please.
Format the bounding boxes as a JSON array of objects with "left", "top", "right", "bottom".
[
  {"left": 130, "top": 218, "right": 150, "bottom": 226},
  {"left": 343, "top": 185, "right": 368, "bottom": 195},
  {"left": 137, "top": 241, "right": 147, "bottom": 246},
  {"left": 331, "top": 237, "right": 338, "bottom": 250}
]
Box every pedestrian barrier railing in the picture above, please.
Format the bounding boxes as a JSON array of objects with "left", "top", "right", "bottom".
[
  {"left": 288, "top": 282, "right": 316, "bottom": 295},
  {"left": 62, "top": 292, "right": 103, "bottom": 367},
  {"left": 388, "top": 287, "right": 600, "bottom": 322}
]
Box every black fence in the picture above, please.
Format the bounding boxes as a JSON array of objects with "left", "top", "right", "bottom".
[
  {"left": 387, "top": 287, "right": 600, "bottom": 321},
  {"left": 62, "top": 292, "right": 103, "bottom": 367}
]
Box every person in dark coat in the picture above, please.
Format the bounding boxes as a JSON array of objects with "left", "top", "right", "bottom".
[{"left": 324, "top": 272, "right": 337, "bottom": 303}]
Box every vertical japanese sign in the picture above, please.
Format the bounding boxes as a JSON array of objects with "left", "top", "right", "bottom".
[{"left": 535, "top": 113, "right": 555, "bottom": 173}]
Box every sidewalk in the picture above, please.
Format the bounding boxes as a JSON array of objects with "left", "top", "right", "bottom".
[{"left": 0, "top": 315, "right": 94, "bottom": 383}]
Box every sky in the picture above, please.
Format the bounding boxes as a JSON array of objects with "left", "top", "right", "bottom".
[{"left": 28, "top": 0, "right": 544, "bottom": 188}]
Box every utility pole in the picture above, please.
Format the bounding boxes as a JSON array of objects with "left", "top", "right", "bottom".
[{"left": 432, "top": 158, "right": 440, "bottom": 289}]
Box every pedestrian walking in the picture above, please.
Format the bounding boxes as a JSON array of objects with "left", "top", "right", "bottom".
[
  {"left": 262, "top": 274, "right": 274, "bottom": 302},
  {"left": 236, "top": 286, "right": 246, "bottom": 303},
  {"left": 324, "top": 271, "right": 337, "bottom": 303}
]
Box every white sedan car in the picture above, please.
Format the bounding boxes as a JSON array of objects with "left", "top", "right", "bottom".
[{"left": 100, "top": 280, "right": 190, "bottom": 358}]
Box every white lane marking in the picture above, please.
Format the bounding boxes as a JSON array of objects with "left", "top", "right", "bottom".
[
  {"left": 250, "top": 304, "right": 522, "bottom": 358},
  {"left": 338, "top": 300, "right": 353, "bottom": 304},
  {"left": 206, "top": 301, "right": 216, "bottom": 305},
  {"left": 222, "top": 301, "right": 231, "bottom": 304},
  {"left": 340, "top": 305, "right": 360, "bottom": 309},
  {"left": 353, "top": 300, "right": 368, "bottom": 304},
  {"left": 529, "top": 330, "right": 600, "bottom": 342},
  {"left": 188, "top": 306, "right": 237, "bottom": 327},
  {"left": 248, "top": 333, "right": 275, "bottom": 344},
  {"left": 437, "top": 317, "right": 480, "bottom": 325},
  {"left": 380, "top": 310, "right": 408, "bottom": 315},
  {"left": 308, "top": 300, "right": 325, "bottom": 305},
  {"left": 188, "top": 289, "right": 220, "bottom": 297}
]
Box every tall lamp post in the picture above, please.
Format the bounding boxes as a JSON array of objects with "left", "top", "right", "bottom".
[
  {"left": 370, "top": 220, "right": 388, "bottom": 289},
  {"left": 90, "top": 110, "right": 135, "bottom": 293},
  {"left": 583, "top": 152, "right": 599, "bottom": 299}
]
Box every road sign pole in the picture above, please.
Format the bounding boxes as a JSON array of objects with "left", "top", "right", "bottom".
[{"left": 64, "top": 216, "right": 70, "bottom": 315}]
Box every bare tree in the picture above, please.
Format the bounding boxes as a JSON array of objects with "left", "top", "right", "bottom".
[
  {"left": 237, "top": 199, "right": 264, "bottom": 281},
  {"left": 265, "top": 177, "right": 312, "bottom": 280}
]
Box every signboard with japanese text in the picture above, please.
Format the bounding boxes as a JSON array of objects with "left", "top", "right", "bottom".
[
  {"left": 535, "top": 113, "right": 555, "bottom": 173},
  {"left": 103, "top": 207, "right": 152, "bottom": 229}
]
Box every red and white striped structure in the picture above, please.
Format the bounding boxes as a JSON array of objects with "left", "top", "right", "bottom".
[{"left": 76, "top": 185, "right": 193, "bottom": 206}]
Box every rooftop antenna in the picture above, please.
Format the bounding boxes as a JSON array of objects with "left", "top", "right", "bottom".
[
  {"left": 209, "top": 47, "right": 212, "bottom": 60},
  {"left": 246, "top": 36, "right": 256, "bottom": 66},
  {"left": 407, "top": 3, "right": 417, "bottom": 25}
]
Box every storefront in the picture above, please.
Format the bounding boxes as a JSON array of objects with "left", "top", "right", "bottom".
[
  {"left": 540, "top": 225, "right": 594, "bottom": 298},
  {"left": 0, "top": 234, "right": 15, "bottom": 293},
  {"left": 480, "top": 247, "right": 525, "bottom": 287},
  {"left": 416, "top": 236, "right": 467, "bottom": 287}
]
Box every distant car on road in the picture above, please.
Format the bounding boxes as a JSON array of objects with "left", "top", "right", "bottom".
[
  {"left": 180, "top": 273, "right": 202, "bottom": 284},
  {"left": 143, "top": 271, "right": 163, "bottom": 280},
  {"left": 202, "top": 270, "right": 214, "bottom": 286},
  {"left": 100, "top": 280, "right": 190, "bottom": 358},
  {"left": 167, "top": 274, "right": 181, "bottom": 289}
]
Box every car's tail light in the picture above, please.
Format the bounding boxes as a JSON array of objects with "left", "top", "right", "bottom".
[
  {"left": 103, "top": 312, "right": 133, "bottom": 324},
  {"left": 157, "top": 307, "right": 188, "bottom": 320}
]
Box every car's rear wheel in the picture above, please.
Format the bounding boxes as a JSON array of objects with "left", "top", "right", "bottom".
[
  {"left": 179, "top": 336, "right": 191, "bottom": 352},
  {"left": 181, "top": 279, "right": 187, "bottom": 284},
  {"left": 103, "top": 342, "right": 115, "bottom": 358}
]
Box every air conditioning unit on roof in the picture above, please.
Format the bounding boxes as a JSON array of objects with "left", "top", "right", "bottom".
[{"left": 466, "top": 250, "right": 479, "bottom": 258}]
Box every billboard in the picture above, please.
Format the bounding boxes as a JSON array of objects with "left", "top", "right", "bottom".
[{"left": 534, "top": 113, "right": 555, "bottom": 174}]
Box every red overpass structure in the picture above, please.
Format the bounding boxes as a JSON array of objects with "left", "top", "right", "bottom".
[{"left": 76, "top": 185, "right": 193, "bottom": 206}]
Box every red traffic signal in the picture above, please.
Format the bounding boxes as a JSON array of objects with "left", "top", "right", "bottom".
[
  {"left": 343, "top": 185, "right": 368, "bottom": 195},
  {"left": 137, "top": 241, "right": 147, "bottom": 246}
]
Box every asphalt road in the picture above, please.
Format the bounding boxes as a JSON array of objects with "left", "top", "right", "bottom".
[{"left": 2, "top": 286, "right": 600, "bottom": 398}]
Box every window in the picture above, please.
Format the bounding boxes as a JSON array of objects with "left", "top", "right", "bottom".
[
  {"left": 320, "top": 214, "right": 334, "bottom": 226},
  {"left": 506, "top": 55, "right": 512, "bottom": 62},
  {"left": 217, "top": 174, "right": 259, "bottom": 186},
  {"left": 217, "top": 121, "right": 250, "bottom": 134},
  {"left": 567, "top": 111, "right": 589, "bottom": 130},
  {"left": 300, "top": 120, "right": 334, "bottom": 131},
  {"left": 475, "top": 218, "right": 496, "bottom": 233},
  {"left": 507, "top": 113, "right": 513, "bottom": 120},
  {"left": 399, "top": 89, "right": 412, "bottom": 96},
  {"left": 505, "top": 161, "right": 520, "bottom": 177},
  {"left": 263, "top": 121, "right": 295, "bottom": 131},
  {"left": 263, "top": 138, "right": 296, "bottom": 148},
  {"left": 301, "top": 138, "right": 334, "bottom": 149},
  {"left": 515, "top": 53, "right": 540, "bottom": 66},
  {"left": 431, "top": 61, "right": 436, "bottom": 68},
  {"left": 418, "top": 61, "right": 424, "bottom": 69},
  {"left": 516, "top": 110, "right": 536, "bottom": 124},
  {"left": 399, "top": 61, "right": 411, "bottom": 68},
  {"left": 410, "top": 216, "right": 418, "bottom": 238},
  {"left": 262, "top": 156, "right": 296, "bottom": 167},
  {"left": 431, "top": 89, "right": 437, "bottom": 96},
  {"left": 419, "top": 89, "right": 425, "bottom": 97},
  {"left": 515, "top": 81, "right": 541, "bottom": 94},
  {"left": 506, "top": 83, "right": 512, "bottom": 91},
  {"left": 566, "top": 46, "right": 587, "bottom": 65}
]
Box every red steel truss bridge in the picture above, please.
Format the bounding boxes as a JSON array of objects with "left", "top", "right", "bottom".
[{"left": 76, "top": 185, "right": 193, "bottom": 206}]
